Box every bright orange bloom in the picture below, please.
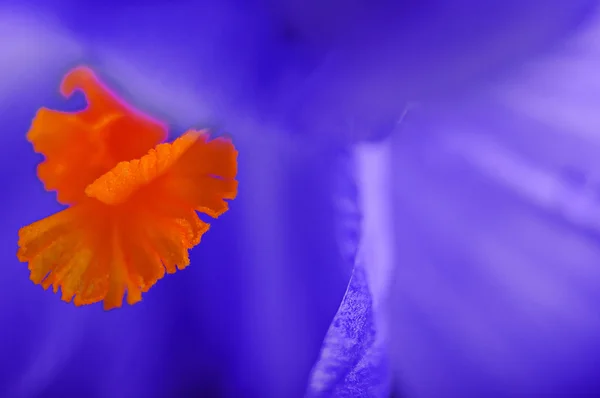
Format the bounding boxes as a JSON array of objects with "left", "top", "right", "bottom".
[{"left": 17, "top": 67, "right": 238, "bottom": 310}]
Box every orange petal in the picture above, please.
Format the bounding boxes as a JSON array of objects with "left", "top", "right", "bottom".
[
  {"left": 16, "top": 202, "right": 140, "bottom": 309},
  {"left": 84, "top": 132, "right": 199, "bottom": 205},
  {"left": 143, "top": 211, "right": 210, "bottom": 274},
  {"left": 85, "top": 130, "right": 239, "bottom": 220},
  {"left": 19, "top": 128, "right": 237, "bottom": 309},
  {"left": 28, "top": 66, "right": 167, "bottom": 205},
  {"left": 17, "top": 197, "right": 213, "bottom": 309},
  {"left": 18, "top": 204, "right": 110, "bottom": 304}
]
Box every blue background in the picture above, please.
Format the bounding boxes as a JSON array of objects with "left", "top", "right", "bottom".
[{"left": 1, "top": 1, "right": 600, "bottom": 397}]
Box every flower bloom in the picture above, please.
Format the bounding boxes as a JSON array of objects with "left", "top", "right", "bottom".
[{"left": 17, "top": 66, "right": 238, "bottom": 310}]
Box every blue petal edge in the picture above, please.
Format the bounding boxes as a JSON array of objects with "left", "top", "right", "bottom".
[{"left": 305, "top": 151, "right": 390, "bottom": 398}]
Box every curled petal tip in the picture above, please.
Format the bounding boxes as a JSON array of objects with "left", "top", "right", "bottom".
[{"left": 59, "top": 65, "right": 97, "bottom": 98}]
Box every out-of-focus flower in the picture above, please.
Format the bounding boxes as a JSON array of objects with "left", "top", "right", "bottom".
[{"left": 3, "top": 1, "right": 600, "bottom": 397}]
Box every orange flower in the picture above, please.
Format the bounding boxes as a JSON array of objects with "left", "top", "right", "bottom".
[{"left": 17, "top": 67, "right": 238, "bottom": 310}]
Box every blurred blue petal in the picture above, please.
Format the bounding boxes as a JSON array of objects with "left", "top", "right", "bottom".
[
  {"left": 24, "top": 1, "right": 599, "bottom": 143},
  {"left": 307, "top": 260, "right": 389, "bottom": 398},
  {"left": 390, "top": 12, "right": 600, "bottom": 396},
  {"left": 306, "top": 144, "right": 394, "bottom": 397}
]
